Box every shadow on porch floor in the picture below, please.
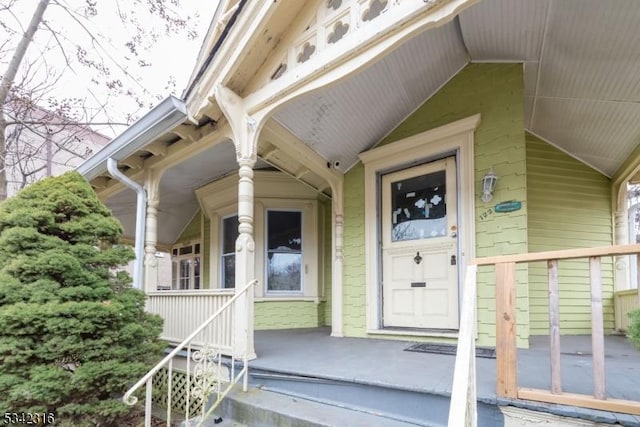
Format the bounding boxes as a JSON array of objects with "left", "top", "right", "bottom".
[{"left": 251, "top": 327, "right": 640, "bottom": 407}]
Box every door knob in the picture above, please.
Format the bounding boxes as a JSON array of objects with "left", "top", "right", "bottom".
[{"left": 414, "top": 252, "right": 422, "bottom": 264}]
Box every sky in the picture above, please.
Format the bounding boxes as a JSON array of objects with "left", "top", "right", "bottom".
[{"left": 1, "top": 0, "right": 218, "bottom": 137}]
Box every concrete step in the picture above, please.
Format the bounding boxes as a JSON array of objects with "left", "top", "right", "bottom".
[
  {"left": 217, "top": 386, "right": 422, "bottom": 427},
  {"left": 248, "top": 368, "right": 504, "bottom": 426}
]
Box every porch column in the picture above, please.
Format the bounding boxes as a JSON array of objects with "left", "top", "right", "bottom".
[
  {"left": 235, "top": 157, "right": 257, "bottom": 359},
  {"left": 331, "top": 179, "right": 344, "bottom": 337},
  {"left": 215, "top": 84, "right": 260, "bottom": 360},
  {"left": 615, "top": 209, "right": 631, "bottom": 291},
  {"left": 143, "top": 169, "right": 163, "bottom": 293}
]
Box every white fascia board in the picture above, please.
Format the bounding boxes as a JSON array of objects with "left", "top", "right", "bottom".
[{"left": 77, "top": 96, "right": 188, "bottom": 181}]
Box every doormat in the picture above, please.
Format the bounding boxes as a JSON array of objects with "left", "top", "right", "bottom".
[{"left": 405, "top": 343, "right": 496, "bottom": 359}]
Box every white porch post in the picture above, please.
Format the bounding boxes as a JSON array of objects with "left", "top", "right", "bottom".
[
  {"left": 331, "top": 179, "right": 344, "bottom": 337},
  {"left": 215, "top": 84, "right": 259, "bottom": 359},
  {"left": 615, "top": 208, "right": 631, "bottom": 291},
  {"left": 235, "top": 157, "right": 257, "bottom": 359},
  {"left": 144, "top": 169, "right": 162, "bottom": 293}
]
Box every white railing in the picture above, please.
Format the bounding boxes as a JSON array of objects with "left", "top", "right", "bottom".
[
  {"left": 615, "top": 289, "right": 639, "bottom": 332},
  {"left": 123, "top": 280, "right": 258, "bottom": 427},
  {"left": 147, "top": 289, "right": 236, "bottom": 348},
  {"left": 448, "top": 265, "right": 478, "bottom": 427}
]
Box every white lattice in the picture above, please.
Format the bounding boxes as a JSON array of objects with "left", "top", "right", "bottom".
[{"left": 152, "top": 369, "right": 204, "bottom": 416}]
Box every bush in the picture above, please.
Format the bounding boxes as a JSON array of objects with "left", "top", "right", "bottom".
[
  {"left": 0, "top": 172, "right": 164, "bottom": 426},
  {"left": 629, "top": 309, "right": 640, "bottom": 349}
]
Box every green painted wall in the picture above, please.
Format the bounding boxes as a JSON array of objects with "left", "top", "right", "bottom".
[
  {"left": 255, "top": 301, "right": 326, "bottom": 329},
  {"left": 343, "top": 164, "right": 367, "bottom": 336},
  {"left": 176, "top": 211, "right": 202, "bottom": 243},
  {"left": 342, "top": 63, "right": 529, "bottom": 347},
  {"left": 526, "top": 134, "right": 614, "bottom": 335}
]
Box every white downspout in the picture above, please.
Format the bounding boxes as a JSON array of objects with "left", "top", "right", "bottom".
[{"left": 107, "top": 158, "right": 146, "bottom": 290}]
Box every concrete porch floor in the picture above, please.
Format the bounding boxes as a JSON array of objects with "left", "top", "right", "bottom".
[{"left": 250, "top": 327, "right": 640, "bottom": 422}]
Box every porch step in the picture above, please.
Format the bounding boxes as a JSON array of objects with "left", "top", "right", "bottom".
[
  {"left": 247, "top": 367, "right": 504, "bottom": 426},
  {"left": 217, "top": 385, "right": 420, "bottom": 427}
]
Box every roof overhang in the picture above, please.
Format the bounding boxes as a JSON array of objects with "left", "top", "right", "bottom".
[{"left": 77, "top": 96, "right": 189, "bottom": 180}]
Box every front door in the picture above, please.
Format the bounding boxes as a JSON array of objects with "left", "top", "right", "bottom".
[{"left": 381, "top": 157, "right": 459, "bottom": 329}]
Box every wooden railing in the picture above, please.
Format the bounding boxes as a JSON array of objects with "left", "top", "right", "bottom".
[
  {"left": 146, "top": 289, "right": 235, "bottom": 349},
  {"left": 124, "top": 280, "right": 258, "bottom": 427},
  {"left": 475, "top": 244, "right": 640, "bottom": 415},
  {"left": 448, "top": 265, "right": 478, "bottom": 427}
]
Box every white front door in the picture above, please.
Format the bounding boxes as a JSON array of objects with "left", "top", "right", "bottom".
[{"left": 381, "top": 157, "right": 459, "bottom": 329}]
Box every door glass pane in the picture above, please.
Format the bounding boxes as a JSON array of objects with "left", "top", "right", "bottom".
[
  {"left": 267, "top": 211, "right": 302, "bottom": 291},
  {"left": 390, "top": 170, "right": 446, "bottom": 242}
]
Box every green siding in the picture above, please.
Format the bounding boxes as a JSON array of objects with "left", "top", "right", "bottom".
[
  {"left": 176, "top": 211, "right": 202, "bottom": 243},
  {"left": 526, "top": 134, "right": 613, "bottom": 335},
  {"left": 255, "top": 301, "right": 326, "bottom": 329},
  {"left": 343, "top": 164, "right": 367, "bottom": 337},
  {"left": 203, "top": 216, "right": 211, "bottom": 289},
  {"left": 343, "top": 63, "right": 529, "bottom": 347}
]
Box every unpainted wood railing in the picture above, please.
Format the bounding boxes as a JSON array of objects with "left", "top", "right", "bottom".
[
  {"left": 123, "top": 280, "right": 258, "bottom": 427},
  {"left": 475, "top": 244, "right": 640, "bottom": 415},
  {"left": 448, "top": 264, "right": 478, "bottom": 427}
]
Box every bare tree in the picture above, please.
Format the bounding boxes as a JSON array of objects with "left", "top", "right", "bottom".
[{"left": 0, "top": 0, "right": 198, "bottom": 200}]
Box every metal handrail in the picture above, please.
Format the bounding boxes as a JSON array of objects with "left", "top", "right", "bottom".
[{"left": 122, "top": 279, "right": 258, "bottom": 424}]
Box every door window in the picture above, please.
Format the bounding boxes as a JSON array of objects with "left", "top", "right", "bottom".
[{"left": 390, "top": 170, "right": 446, "bottom": 242}]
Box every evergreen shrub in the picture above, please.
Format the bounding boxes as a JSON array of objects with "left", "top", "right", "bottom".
[{"left": 0, "top": 172, "right": 164, "bottom": 426}]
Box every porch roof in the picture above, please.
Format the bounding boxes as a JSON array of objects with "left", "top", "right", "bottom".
[
  {"left": 272, "top": 0, "right": 640, "bottom": 178},
  {"left": 80, "top": 0, "right": 640, "bottom": 244}
]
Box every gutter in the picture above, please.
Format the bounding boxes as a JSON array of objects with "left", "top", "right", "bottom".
[
  {"left": 76, "top": 96, "right": 189, "bottom": 291},
  {"left": 77, "top": 96, "right": 188, "bottom": 180},
  {"left": 107, "top": 159, "right": 146, "bottom": 290}
]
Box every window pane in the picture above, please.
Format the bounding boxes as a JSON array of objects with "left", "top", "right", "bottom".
[
  {"left": 195, "top": 244, "right": 200, "bottom": 254},
  {"left": 267, "top": 211, "right": 301, "bottom": 252},
  {"left": 267, "top": 253, "right": 301, "bottom": 291},
  {"left": 172, "top": 261, "right": 178, "bottom": 289},
  {"left": 180, "top": 259, "right": 191, "bottom": 289},
  {"left": 179, "top": 246, "right": 193, "bottom": 256},
  {"left": 223, "top": 215, "right": 239, "bottom": 255},
  {"left": 193, "top": 257, "right": 200, "bottom": 289},
  {"left": 390, "top": 170, "right": 446, "bottom": 242},
  {"left": 222, "top": 254, "right": 235, "bottom": 289}
]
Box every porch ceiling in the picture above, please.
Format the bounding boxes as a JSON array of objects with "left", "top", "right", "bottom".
[
  {"left": 106, "top": 141, "right": 268, "bottom": 247},
  {"left": 273, "top": 0, "right": 640, "bottom": 177}
]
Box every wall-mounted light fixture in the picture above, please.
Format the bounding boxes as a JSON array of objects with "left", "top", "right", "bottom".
[{"left": 481, "top": 167, "right": 498, "bottom": 203}]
